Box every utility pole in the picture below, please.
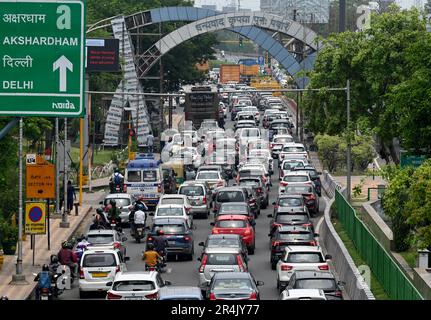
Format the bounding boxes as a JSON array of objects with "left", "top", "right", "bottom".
[
  {"left": 159, "top": 22, "right": 164, "bottom": 133},
  {"left": 60, "top": 118, "right": 69, "bottom": 228},
  {"left": 346, "top": 79, "right": 351, "bottom": 202},
  {"left": 339, "top": 0, "right": 346, "bottom": 32},
  {"left": 55, "top": 118, "right": 60, "bottom": 215}
]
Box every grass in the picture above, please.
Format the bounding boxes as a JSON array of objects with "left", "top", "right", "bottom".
[
  {"left": 69, "top": 147, "right": 116, "bottom": 166},
  {"left": 399, "top": 248, "right": 418, "bottom": 270},
  {"left": 331, "top": 215, "right": 390, "bottom": 300}
]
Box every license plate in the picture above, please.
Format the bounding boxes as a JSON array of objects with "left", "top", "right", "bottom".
[
  {"left": 125, "top": 296, "right": 142, "bottom": 300},
  {"left": 41, "top": 296, "right": 49, "bottom": 300},
  {"left": 92, "top": 272, "right": 108, "bottom": 278},
  {"left": 110, "top": 224, "right": 116, "bottom": 227}
]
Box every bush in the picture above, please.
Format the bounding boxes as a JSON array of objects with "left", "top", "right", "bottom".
[
  {"left": 314, "top": 134, "right": 345, "bottom": 172},
  {"left": 0, "top": 217, "right": 18, "bottom": 247}
]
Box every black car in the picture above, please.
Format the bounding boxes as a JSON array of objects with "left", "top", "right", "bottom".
[
  {"left": 268, "top": 225, "right": 318, "bottom": 269},
  {"left": 207, "top": 272, "right": 264, "bottom": 300},
  {"left": 282, "top": 184, "right": 320, "bottom": 215},
  {"left": 146, "top": 218, "right": 194, "bottom": 260},
  {"left": 267, "top": 208, "right": 313, "bottom": 236},
  {"left": 292, "top": 166, "right": 322, "bottom": 196},
  {"left": 238, "top": 177, "right": 269, "bottom": 209},
  {"left": 198, "top": 234, "right": 249, "bottom": 266},
  {"left": 286, "top": 270, "right": 345, "bottom": 300},
  {"left": 213, "top": 187, "right": 258, "bottom": 217}
]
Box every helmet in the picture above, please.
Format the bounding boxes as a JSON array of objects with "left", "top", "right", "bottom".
[
  {"left": 147, "top": 244, "right": 154, "bottom": 251},
  {"left": 96, "top": 208, "right": 104, "bottom": 215},
  {"left": 114, "top": 168, "right": 119, "bottom": 173},
  {"left": 42, "top": 264, "right": 49, "bottom": 272},
  {"left": 157, "top": 229, "right": 164, "bottom": 236},
  {"left": 135, "top": 203, "right": 145, "bottom": 212},
  {"left": 50, "top": 255, "right": 59, "bottom": 264},
  {"left": 62, "top": 241, "right": 69, "bottom": 249},
  {"left": 109, "top": 199, "right": 116, "bottom": 207}
]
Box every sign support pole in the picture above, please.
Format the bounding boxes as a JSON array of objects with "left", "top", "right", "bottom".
[
  {"left": 55, "top": 118, "right": 60, "bottom": 215},
  {"left": 60, "top": 118, "right": 69, "bottom": 228},
  {"left": 79, "top": 118, "right": 83, "bottom": 205},
  {"left": 11, "top": 117, "right": 27, "bottom": 284},
  {"left": 47, "top": 199, "right": 50, "bottom": 250},
  {"left": 32, "top": 235, "right": 35, "bottom": 266},
  {"left": 88, "top": 95, "right": 92, "bottom": 192}
]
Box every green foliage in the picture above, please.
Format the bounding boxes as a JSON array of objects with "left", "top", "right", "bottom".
[
  {"left": 0, "top": 216, "right": 18, "bottom": 244},
  {"left": 314, "top": 134, "right": 345, "bottom": 172},
  {"left": 24, "top": 118, "right": 53, "bottom": 148}
]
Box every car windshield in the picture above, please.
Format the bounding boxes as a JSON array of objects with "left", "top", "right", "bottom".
[
  {"left": 274, "top": 137, "right": 294, "bottom": 143},
  {"left": 279, "top": 198, "right": 303, "bottom": 207},
  {"left": 206, "top": 253, "right": 237, "bottom": 265},
  {"left": 278, "top": 232, "right": 314, "bottom": 241},
  {"left": 283, "top": 146, "right": 305, "bottom": 152},
  {"left": 285, "top": 252, "right": 324, "bottom": 263},
  {"left": 213, "top": 279, "right": 253, "bottom": 290},
  {"left": 113, "top": 280, "right": 156, "bottom": 292},
  {"left": 250, "top": 150, "right": 270, "bottom": 157},
  {"left": 157, "top": 207, "right": 183, "bottom": 216},
  {"left": 239, "top": 170, "right": 263, "bottom": 177},
  {"left": 104, "top": 198, "right": 131, "bottom": 207},
  {"left": 82, "top": 253, "right": 117, "bottom": 267},
  {"left": 196, "top": 172, "right": 220, "bottom": 180},
  {"left": 142, "top": 170, "right": 158, "bottom": 182},
  {"left": 127, "top": 171, "right": 141, "bottom": 182},
  {"left": 87, "top": 234, "right": 115, "bottom": 244},
  {"left": 161, "top": 198, "right": 184, "bottom": 206},
  {"left": 285, "top": 186, "right": 314, "bottom": 194},
  {"left": 217, "top": 191, "right": 245, "bottom": 202},
  {"left": 216, "top": 220, "right": 247, "bottom": 228},
  {"left": 220, "top": 204, "right": 247, "bottom": 213},
  {"left": 201, "top": 122, "right": 218, "bottom": 130},
  {"left": 294, "top": 279, "right": 337, "bottom": 291},
  {"left": 283, "top": 176, "right": 309, "bottom": 182},
  {"left": 207, "top": 239, "right": 240, "bottom": 248},
  {"left": 154, "top": 224, "right": 186, "bottom": 234},
  {"left": 179, "top": 186, "right": 204, "bottom": 196},
  {"left": 276, "top": 214, "right": 308, "bottom": 224}
]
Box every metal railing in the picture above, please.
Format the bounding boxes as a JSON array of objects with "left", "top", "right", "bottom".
[{"left": 335, "top": 189, "right": 423, "bottom": 300}]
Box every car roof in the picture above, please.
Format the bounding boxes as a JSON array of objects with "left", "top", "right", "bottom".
[
  {"left": 292, "top": 270, "right": 336, "bottom": 280},
  {"left": 285, "top": 246, "right": 323, "bottom": 253},
  {"left": 212, "top": 272, "right": 252, "bottom": 280},
  {"left": 220, "top": 202, "right": 247, "bottom": 207},
  {"left": 180, "top": 181, "right": 206, "bottom": 187},
  {"left": 83, "top": 248, "right": 119, "bottom": 255},
  {"left": 216, "top": 214, "right": 248, "bottom": 221},
  {"left": 161, "top": 194, "right": 187, "bottom": 199},
  {"left": 204, "top": 247, "right": 242, "bottom": 254},
  {"left": 279, "top": 194, "right": 304, "bottom": 199},
  {"left": 86, "top": 229, "right": 117, "bottom": 236},
  {"left": 284, "top": 171, "right": 310, "bottom": 176},
  {"left": 158, "top": 286, "right": 202, "bottom": 299},
  {"left": 283, "top": 142, "right": 305, "bottom": 147},
  {"left": 218, "top": 186, "right": 245, "bottom": 192},
  {"left": 114, "top": 271, "right": 158, "bottom": 281}
]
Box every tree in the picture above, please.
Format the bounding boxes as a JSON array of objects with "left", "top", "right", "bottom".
[{"left": 314, "top": 134, "right": 346, "bottom": 172}]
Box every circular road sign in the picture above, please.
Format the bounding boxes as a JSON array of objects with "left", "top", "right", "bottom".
[{"left": 29, "top": 206, "right": 43, "bottom": 223}]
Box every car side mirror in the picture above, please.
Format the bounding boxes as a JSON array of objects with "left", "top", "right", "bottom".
[
  {"left": 122, "top": 237, "right": 128, "bottom": 242},
  {"left": 256, "top": 281, "right": 264, "bottom": 286},
  {"left": 198, "top": 242, "right": 205, "bottom": 247},
  {"left": 272, "top": 201, "right": 276, "bottom": 205},
  {"left": 164, "top": 280, "right": 172, "bottom": 286},
  {"left": 99, "top": 201, "right": 103, "bottom": 205},
  {"left": 210, "top": 222, "right": 215, "bottom": 226},
  {"left": 314, "top": 233, "right": 319, "bottom": 237},
  {"left": 106, "top": 282, "right": 113, "bottom": 287},
  {"left": 267, "top": 214, "right": 273, "bottom": 218},
  {"left": 325, "top": 254, "right": 332, "bottom": 260}
]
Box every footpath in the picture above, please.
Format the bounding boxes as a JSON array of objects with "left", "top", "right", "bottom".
[{"left": 0, "top": 190, "right": 105, "bottom": 300}]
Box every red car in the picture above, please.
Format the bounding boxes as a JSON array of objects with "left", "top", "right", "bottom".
[{"left": 211, "top": 215, "right": 256, "bottom": 254}]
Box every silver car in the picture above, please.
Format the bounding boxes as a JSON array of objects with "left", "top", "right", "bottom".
[
  {"left": 101, "top": 194, "right": 134, "bottom": 224},
  {"left": 178, "top": 182, "right": 212, "bottom": 219}
]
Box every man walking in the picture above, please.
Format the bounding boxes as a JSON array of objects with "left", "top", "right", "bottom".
[
  {"left": 147, "top": 132, "right": 155, "bottom": 153},
  {"left": 66, "top": 180, "right": 76, "bottom": 214}
]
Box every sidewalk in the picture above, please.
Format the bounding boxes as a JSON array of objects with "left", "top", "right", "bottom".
[{"left": 0, "top": 197, "right": 96, "bottom": 300}]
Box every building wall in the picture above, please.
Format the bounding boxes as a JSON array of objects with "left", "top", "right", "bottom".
[{"left": 260, "top": 0, "right": 330, "bottom": 23}]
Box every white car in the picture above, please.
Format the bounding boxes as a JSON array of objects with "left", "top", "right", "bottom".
[
  {"left": 195, "top": 170, "right": 226, "bottom": 191},
  {"left": 79, "top": 248, "right": 129, "bottom": 298},
  {"left": 276, "top": 246, "right": 332, "bottom": 293},
  {"left": 279, "top": 289, "right": 327, "bottom": 300},
  {"left": 248, "top": 149, "right": 274, "bottom": 173},
  {"left": 278, "top": 143, "right": 308, "bottom": 164},
  {"left": 106, "top": 271, "right": 171, "bottom": 300},
  {"left": 238, "top": 127, "right": 261, "bottom": 146},
  {"left": 154, "top": 204, "right": 192, "bottom": 229},
  {"left": 241, "top": 106, "right": 260, "bottom": 122},
  {"left": 279, "top": 171, "right": 313, "bottom": 193},
  {"left": 279, "top": 159, "right": 309, "bottom": 180},
  {"left": 101, "top": 194, "right": 134, "bottom": 224},
  {"left": 158, "top": 194, "right": 192, "bottom": 215},
  {"left": 235, "top": 111, "right": 258, "bottom": 124},
  {"left": 270, "top": 135, "right": 294, "bottom": 158},
  {"left": 181, "top": 130, "right": 199, "bottom": 145}
]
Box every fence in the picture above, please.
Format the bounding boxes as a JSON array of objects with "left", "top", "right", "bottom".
[{"left": 335, "top": 189, "right": 423, "bottom": 300}]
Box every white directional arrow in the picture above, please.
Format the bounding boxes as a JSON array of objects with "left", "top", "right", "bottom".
[{"left": 53, "top": 55, "right": 73, "bottom": 92}]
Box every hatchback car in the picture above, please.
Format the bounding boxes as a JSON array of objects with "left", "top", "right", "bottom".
[
  {"left": 281, "top": 184, "right": 320, "bottom": 215},
  {"left": 273, "top": 195, "right": 308, "bottom": 215},
  {"left": 146, "top": 218, "right": 194, "bottom": 260},
  {"left": 279, "top": 143, "right": 308, "bottom": 163},
  {"left": 106, "top": 271, "right": 171, "bottom": 300},
  {"left": 85, "top": 229, "right": 128, "bottom": 258},
  {"left": 213, "top": 187, "right": 256, "bottom": 216},
  {"left": 178, "top": 182, "right": 212, "bottom": 218},
  {"left": 207, "top": 272, "right": 264, "bottom": 300},
  {"left": 101, "top": 194, "right": 133, "bottom": 224},
  {"left": 292, "top": 166, "right": 322, "bottom": 197},
  {"left": 271, "top": 135, "right": 295, "bottom": 158},
  {"left": 153, "top": 204, "right": 192, "bottom": 229},
  {"left": 286, "top": 270, "right": 344, "bottom": 300},
  {"left": 279, "top": 288, "right": 327, "bottom": 300},
  {"left": 238, "top": 177, "right": 269, "bottom": 209},
  {"left": 279, "top": 159, "right": 309, "bottom": 180},
  {"left": 158, "top": 194, "right": 192, "bottom": 215},
  {"left": 268, "top": 209, "right": 313, "bottom": 236},
  {"left": 197, "top": 247, "right": 248, "bottom": 292},
  {"left": 279, "top": 172, "right": 313, "bottom": 192},
  {"left": 79, "top": 248, "right": 129, "bottom": 298},
  {"left": 276, "top": 246, "right": 332, "bottom": 292},
  {"left": 211, "top": 215, "right": 255, "bottom": 254}
]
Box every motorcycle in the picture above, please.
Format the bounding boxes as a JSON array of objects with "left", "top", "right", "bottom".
[
  {"left": 33, "top": 272, "right": 68, "bottom": 300},
  {"left": 134, "top": 224, "right": 145, "bottom": 243}
]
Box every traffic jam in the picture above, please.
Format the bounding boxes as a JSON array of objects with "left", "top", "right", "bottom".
[{"left": 46, "top": 83, "right": 344, "bottom": 301}]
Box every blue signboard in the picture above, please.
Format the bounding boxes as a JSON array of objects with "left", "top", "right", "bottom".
[{"left": 258, "top": 56, "right": 265, "bottom": 66}]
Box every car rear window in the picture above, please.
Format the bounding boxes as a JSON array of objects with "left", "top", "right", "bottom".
[
  {"left": 143, "top": 170, "right": 158, "bottom": 182},
  {"left": 83, "top": 253, "right": 117, "bottom": 267},
  {"left": 239, "top": 180, "right": 260, "bottom": 188},
  {"left": 274, "top": 137, "right": 294, "bottom": 143},
  {"left": 285, "top": 252, "right": 324, "bottom": 263},
  {"left": 276, "top": 214, "right": 308, "bottom": 224},
  {"left": 113, "top": 280, "right": 156, "bottom": 291},
  {"left": 104, "top": 198, "right": 131, "bottom": 207},
  {"left": 179, "top": 186, "right": 204, "bottom": 196},
  {"left": 294, "top": 279, "right": 337, "bottom": 291},
  {"left": 283, "top": 176, "right": 309, "bottom": 182},
  {"left": 207, "top": 239, "right": 240, "bottom": 248},
  {"left": 283, "top": 146, "right": 305, "bottom": 152},
  {"left": 216, "top": 220, "right": 247, "bottom": 228},
  {"left": 87, "top": 234, "right": 115, "bottom": 244},
  {"left": 278, "top": 232, "right": 314, "bottom": 241},
  {"left": 279, "top": 198, "right": 303, "bottom": 207},
  {"left": 157, "top": 207, "right": 183, "bottom": 217},
  {"left": 197, "top": 172, "right": 220, "bottom": 180},
  {"left": 213, "top": 279, "right": 253, "bottom": 290},
  {"left": 155, "top": 224, "right": 186, "bottom": 234},
  {"left": 282, "top": 162, "right": 304, "bottom": 170},
  {"left": 220, "top": 203, "right": 247, "bottom": 213},
  {"left": 207, "top": 253, "right": 237, "bottom": 265},
  {"left": 161, "top": 198, "right": 184, "bottom": 206},
  {"left": 217, "top": 191, "right": 245, "bottom": 202},
  {"left": 239, "top": 170, "right": 263, "bottom": 178}
]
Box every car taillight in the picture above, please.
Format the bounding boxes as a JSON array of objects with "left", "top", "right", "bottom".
[
  {"left": 257, "top": 187, "right": 262, "bottom": 194},
  {"left": 113, "top": 242, "right": 121, "bottom": 249},
  {"left": 212, "top": 228, "right": 220, "bottom": 234},
  {"left": 107, "top": 292, "right": 122, "bottom": 300},
  {"left": 302, "top": 223, "right": 312, "bottom": 227},
  {"left": 145, "top": 292, "right": 159, "bottom": 300},
  {"left": 184, "top": 236, "right": 191, "bottom": 241},
  {"left": 157, "top": 184, "right": 162, "bottom": 193},
  {"left": 318, "top": 264, "right": 329, "bottom": 270},
  {"left": 272, "top": 223, "right": 282, "bottom": 228},
  {"left": 281, "top": 264, "right": 293, "bottom": 271},
  {"left": 202, "top": 197, "right": 207, "bottom": 204},
  {"left": 335, "top": 291, "right": 343, "bottom": 297},
  {"left": 79, "top": 268, "right": 84, "bottom": 279},
  {"left": 237, "top": 255, "right": 246, "bottom": 272},
  {"left": 272, "top": 241, "right": 281, "bottom": 247},
  {"left": 199, "top": 255, "right": 208, "bottom": 273},
  {"left": 244, "top": 228, "right": 251, "bottom": 236},
  {"left": 249, "top": 292, "right": 257, "bottom": 300},
  {"left": 280, "top": 181, "right": 288, "bottom": 186},
  {"left": 123, "top": 185, "right": 127, "bottom": 192},
  {"left": 209, "top": 292, "right": 217, "bottom": 300},
  {"left": 148, "top": 237, "right": 153, "bottom": 242},
  {"left": 309, "top": 241, "right": 317, "bottom": 246}
]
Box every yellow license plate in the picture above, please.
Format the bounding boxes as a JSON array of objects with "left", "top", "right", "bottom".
[{"left": 92, "top": 272, "right": 108, "bottom": 278}]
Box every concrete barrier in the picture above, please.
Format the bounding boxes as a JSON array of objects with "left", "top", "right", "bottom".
[
  {"left": 361, "top": 201, "right": 394, "bottom": 252},
  {"left": 320, "top": 197, "right": 375, "bottom": 300},
  {"left": 321, "top": 170, "right": 342, "bottom": 198}
]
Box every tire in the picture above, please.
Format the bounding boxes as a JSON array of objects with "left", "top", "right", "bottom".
[
  {"left": 271, "top": 260, "right": 276, "bottom": 270},
  {"left": 79, "top": 290, "right": 88, "bottom": 299}
]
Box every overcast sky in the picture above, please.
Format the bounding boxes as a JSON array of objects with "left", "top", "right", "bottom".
[{"left": 194, "top": 0, "right": 419, "bottom": 11}]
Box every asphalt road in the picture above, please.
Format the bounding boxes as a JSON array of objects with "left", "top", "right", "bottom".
[{"left": 59, "top": 109, "right": 328, "bottom": 300}]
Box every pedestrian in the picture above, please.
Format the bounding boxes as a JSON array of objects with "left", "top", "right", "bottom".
[
  {"left": 66, "top": 180, "right": 76, "bottom": 214},
  {"left": 147, "top": 132, "right": 154, "bottom": 153}
]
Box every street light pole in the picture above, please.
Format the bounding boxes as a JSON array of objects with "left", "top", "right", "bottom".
[{"left": 346, "top": 79, "right": 351, "bottom": 202}]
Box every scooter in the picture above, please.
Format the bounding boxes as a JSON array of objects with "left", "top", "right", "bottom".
[{"left": 134, "top": 224, "right": 145, "bottom": 243}]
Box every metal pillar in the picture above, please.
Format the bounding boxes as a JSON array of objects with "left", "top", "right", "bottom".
[
  {"left": 168, "top": 96, "right": 173, "bottom": 129},
  {"left": 339, "top": 0, "right": 346, "bottom": 32},
  {"left": 55, "top": 118, "right": 60, "bottom": 215},
  {"left": 346, "top": 79, "right": 351, "bottom": 202},
  {"left": 11, "top": 117, "right": 27, "bottom": 284},
  {"left": 60, "top": 118, "right": 69, "bottom": 228}
]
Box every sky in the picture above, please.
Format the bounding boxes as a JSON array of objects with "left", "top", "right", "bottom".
[{"left": 194, "top": 0, "right": 419, "bottom": 11}]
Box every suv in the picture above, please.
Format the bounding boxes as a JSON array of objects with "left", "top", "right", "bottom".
[
  {"left": 106, "top": 271, "right": 171, "bottom": 300},
  {"left": 271, "top": 135, "right": 295, "bottom": 159},
  {"left": 79, "top": 248, "right": 129, "bottom": 298},
  {"left": 178, "top": 181, "right": 212, "bottom": 218},
  {"left": 281, "top": 184, "right": 320, "bottom": 215},
  {"left": 279, "top": 143, "right": 308, "bottom": 163},
  {"left": 198, "top": 234, "right": 249, "bottom": 266},
  {"left": 292, "top": 166, "right": 322, "bottom": 197},
  {"left": 207, "top": 272, "right": 263, "bottom": 300},
  {"left": 279, "top": 171, "right": 313, "bottom": 192},
  {"left": 195, "top": 170, "right": 227, "bottom": 193},
  {"left": 279, "top": 159, "right": 308, "bottom": 179},
  {"left": 272, "top": 195, "right": 308, "bottom": 215},
  {"left": 268, "top": 225, "right": 318, "bottom": 269},
  {"left": 286, "top": 270, "right": 344, "bottom": 300},
  {"left": 197, "top": 247, "right": 248, "bottom": 293},
  {"left": 268, "top": 208, "right": 312, "bottom": 236},
  {"left": 276, "top": 246, "right": 332, "bottom": 293}
]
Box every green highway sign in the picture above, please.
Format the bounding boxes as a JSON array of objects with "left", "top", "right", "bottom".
[{"left": 0, "top": 0, "right": 85, "bottom": 117}]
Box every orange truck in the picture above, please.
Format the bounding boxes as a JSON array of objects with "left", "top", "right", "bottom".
[{"left": 220, "top": 64, "right": 240, "bottom": 84}]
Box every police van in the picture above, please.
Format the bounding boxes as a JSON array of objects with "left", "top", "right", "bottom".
[{"left": 125, "top": 154, "right": 163, "bottom": 209}]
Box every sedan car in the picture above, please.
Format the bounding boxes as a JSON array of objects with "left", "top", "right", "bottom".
[
  {"left": 195, "top": 170, "right": 226, "bottom": 192},
  {"left": 215, "top": 202, "right": 254, "bottom": 225},
  {"left": 85, "top": 229, "right": 128, "bottom": 259},
  {"left": 101, "top": 194, "right": 133, "bottom": 224},
  {"left": 207, "top": 272, "right": 264, "bottom": 300}
]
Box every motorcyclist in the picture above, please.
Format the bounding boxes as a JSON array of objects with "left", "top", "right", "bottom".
[
  {"left": 130, "top": 203, "right": 147, "bottom": 238},
  {"left": 142, "top": 244, "right": 162, "bottom": 270},
  {"left": 110, "top": 168, "right": 124, "bottom": 193},
  {"left": 34, "top": 264, "right": 53, "bottom": 300},
  {"left": 152, "top": 229, "right": 168, "bottom": 264},
  {"left": 57, "top": 241, "right": 78, "bottom": 276},
  {"left": 107, "top": 199, "right": 121, "bottom": 228},
  {"left": 49, "top": 254, "right": 61, "bottom": 274},
  {"left": 90, "top": 208, "right": 109, "bottom": 230},
  {"left": 75, "top": 236, "right": 90, "bottom": 263}
]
